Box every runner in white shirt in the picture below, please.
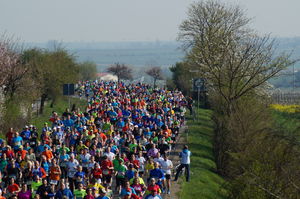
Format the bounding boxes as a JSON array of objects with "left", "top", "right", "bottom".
[
  {"left": 103, "top": 146, "right": 115, "bottom": 161},
  {"left": 160, "top": 154, "right": 173, "bottom": 195},
  {"left": 136, "top": 151, "right": 146, "bottom": 177},
  {"left": 67, "top": 154, "right": 79, "bottom": 191},
  {"left": 87, "top": 156, "right": 96, "bottom": 175},
  {"left": 80, "top": 148, "right": 91, "bottom": 172},
  {"left": 153, "top": 152, "right": 164, "bottom": 166}
]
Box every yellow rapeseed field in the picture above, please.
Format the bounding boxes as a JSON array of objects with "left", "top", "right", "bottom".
[{"left": 270, "top": 104, "right": 300, "bottom": 113}]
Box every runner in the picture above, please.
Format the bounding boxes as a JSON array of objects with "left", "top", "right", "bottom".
[{"left": 0, "top": 80, "right": 188, "bottom": 199}]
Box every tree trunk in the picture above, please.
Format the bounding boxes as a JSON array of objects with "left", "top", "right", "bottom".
[
  {"left": 50, "top": 97, "right": 56, "bottom": 108},
  {"left": 40, "top": 94, "right": 47, "bottom": 114},
  {"left": 153, "top": 78, "right": 157, "bottom": 88}
]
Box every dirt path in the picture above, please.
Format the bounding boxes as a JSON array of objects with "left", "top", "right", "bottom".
[{"left": 162, "top": 124, "right": 188, "bottom": 199}]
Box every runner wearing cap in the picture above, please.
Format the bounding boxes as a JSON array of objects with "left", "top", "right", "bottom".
[{"left": 95, "top": 188, "right": 109, "bottom": 199}]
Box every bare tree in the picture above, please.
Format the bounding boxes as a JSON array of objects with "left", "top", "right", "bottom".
[
  {"left": 107, "top": 63, "right": 132, "bottom": 82},
  {"left": 146, "top": 66, "right": 164, "bottom": 88}
]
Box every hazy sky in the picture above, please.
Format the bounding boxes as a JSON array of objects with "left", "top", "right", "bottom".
[{"left": 0, "top": 0, "right": 299, "bottom": 42}]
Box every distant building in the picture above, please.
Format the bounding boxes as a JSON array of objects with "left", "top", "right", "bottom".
[{"left": 96, "top": 72, "right": 118, "bottom": 81}]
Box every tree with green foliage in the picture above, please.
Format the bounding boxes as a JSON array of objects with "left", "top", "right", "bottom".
[
  {"left": 0, "top": 35, "right": 38, "bottom": 131},
  {"left": 22, "top": 47, "right": 79, "bottom": 113},
  {"left": 179, "top": 0, "right": 295, "bottom": 115},
  {"left": 78, "top": 61, "right": 97, "bottom": 81},
  {"left": 169, "top": 62, "right": 192, "bottom": 95},
  {"left": 177, "top": 1, "right": 299, "bottom": 198}
]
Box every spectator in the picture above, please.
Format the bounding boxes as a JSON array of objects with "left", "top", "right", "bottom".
[{"left": 174, "top": 145, "right": 192, "bottom": 182}]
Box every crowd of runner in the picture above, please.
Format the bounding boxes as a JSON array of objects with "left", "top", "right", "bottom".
[{"left": 0, "top": 80, "right": 188, "bottom": 199}]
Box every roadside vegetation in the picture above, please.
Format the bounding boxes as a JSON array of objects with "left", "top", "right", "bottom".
[
  {"left": 169, "top": 0, "right": 300, "bottom": 198},
  {"left": 271, "top": 105, "right": 300, "bottom": 140},
  {"left": 179, "top": 108, "right": 228, "bottom": 199},
  {"left": 0, "top": 37, "right": 97, "bottom": 134},
  {"left": 29, "top": 96, "right": 87, "bottom": 133}
]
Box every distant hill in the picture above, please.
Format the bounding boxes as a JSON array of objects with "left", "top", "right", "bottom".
[
  {"left": 26, "top": 41, "right": 184, "bottom": 69},
  {"left": 25, "top": 38, "right": 300, "bottom": 88},
  {"left": 276, "top": 37, "right": 300, "bottom": 69},
  {"left": 25, "top": 38, "right": 300, "bottom": 67}
]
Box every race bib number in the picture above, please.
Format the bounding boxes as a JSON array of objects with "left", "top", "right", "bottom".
[
  {"left": 103, "top": 169, "right": 109, "bottom": 175},
  {"left": 76, "top": 178, "right": 82, "bottom": 182},
  {"left": 50, "top": 180, "right": 58, "bottom": 185},
  {"left": 9, "top": 175, "right": 17, "bottom": 179},
  {"left": 117, "top": 171, "right": 125, "bottom": 176}
]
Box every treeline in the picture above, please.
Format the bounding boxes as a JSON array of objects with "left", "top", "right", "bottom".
[
  {"left": 0, "top": 37, "right": 97, "bottom": 132},
  {"left": 169, "top": 1, "right": 300, "bottom": 198}
]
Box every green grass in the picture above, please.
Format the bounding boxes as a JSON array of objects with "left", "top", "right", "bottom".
[
  {"left": 178, "top": 108, "right": 228, "bottom": 199},
  {"left": 30, "top": 96, "right": 87, "bottom": 132},
  {"left": 271, "top": 110, "right": 300, "bottom": 140}
]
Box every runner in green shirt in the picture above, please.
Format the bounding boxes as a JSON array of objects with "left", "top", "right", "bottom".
[
  {"left": 115, "top": 160, "right": 127, "bottom": 194},
  {"left": 73, "top": 183, "right": 86, "bottom": 199},
  {"left": 0, "top": 155, "right": 8, "bottom": 172},
  {"left": 59, "top": 143, "right": 70, "bottom": 154},
  {"left": 129, "top": 142, "right": 137, "bottom": 153},
  {"left": 112, "top": 154, "right": 123, "bottom": 171},
  {"left": 31, "top": 176, "right": 43, "bottom": 198}
]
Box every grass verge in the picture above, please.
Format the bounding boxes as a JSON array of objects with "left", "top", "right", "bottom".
[
  {"left": 271, "top": 111, "right": 300, "bottom": 133},
  {"left": 178, "top": 108, "right": 228, "bottom": 199},
  {"left": 30, "top": 96, "right": 87, "bottom": 132}
]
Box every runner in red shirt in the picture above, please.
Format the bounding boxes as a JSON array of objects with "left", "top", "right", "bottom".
[
  {"left": 91, "top": 163, "right": 102, "bottom": 181},
  {"left": 16, "top": 146, "right": 27, "bottom": 160},
  {"left": 101, "top": 155, "right": 114, "bottom": 186},
  {"left": 7, "top": 178, "right": 20, "bottom": 194},
  {"left": 130, "top": 154, "right": 140, "bottom": 170},
  {"left": 6, "top": 128, "right": 14, "bottom": 145},
  {"left": 5, "top": 146, "right": 15, "bottom": 159},
  {"left": 147, "top": 178, "right": 161, "bottom": 195}
]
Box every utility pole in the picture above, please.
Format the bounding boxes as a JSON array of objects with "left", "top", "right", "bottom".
[
  {"left": 189, "top": 70, "right": 199, "bottom": 121},
  {"left": 189, "top": 69, "right": 205, "bottom": 121},
  {"left": 290, "top": 64, "right": 296, "bottom": 103},
  {"left": 293, "top": 64, "right": 295, "bottom": 101}
]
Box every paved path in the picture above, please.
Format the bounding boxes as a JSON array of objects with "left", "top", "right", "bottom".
[{"left": 110, "top": 124, "right": 188, "bottom": 199}]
